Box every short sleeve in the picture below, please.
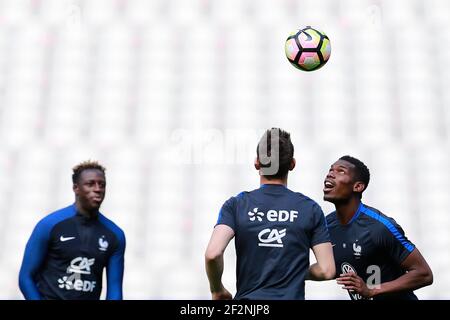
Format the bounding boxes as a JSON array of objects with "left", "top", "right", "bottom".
[
  {"left": 310, "top": 203, "right": 331, "bottom": 247},
  {"left": 375, "top": 217, "right": 415, "bottom": 264},
  {"left": 216, "top": 196, "right": 236, "bottom": 231}
]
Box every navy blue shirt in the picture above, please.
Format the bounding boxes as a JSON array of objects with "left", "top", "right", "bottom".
[
  {"left": 217, "top": 184, "right": 330, "bottom": 300},
  {"left": 326, "top": 203, "right": 416, "bottom": 300},
  {"left": 19, "top": 204, "right": 126, "bottom": 300}
]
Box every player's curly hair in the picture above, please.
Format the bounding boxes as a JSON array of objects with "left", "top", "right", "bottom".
[
  {"left": 72, "top": 160, "right": 106, "bottom": 184},
  {"left": 256, "top": 128, "right": 294, "bottom": 180}
]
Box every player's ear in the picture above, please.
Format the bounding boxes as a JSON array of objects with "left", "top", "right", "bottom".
[
  {"left": 289, "top": 158, "right": 296, "bottom": 171},
  {"left": 254, "top": 158, "right": 261, "bottom": 170},
  {"left": 353, "top": 181, "right": 365, "bottom": 193},
  {"left": 73, "top": 183, "right": 79, "bottom": 195}
]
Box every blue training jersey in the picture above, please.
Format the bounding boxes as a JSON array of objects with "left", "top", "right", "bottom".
[
  {"left": 326, "top": 203, "right": 417, "bottom": 300},
  {"left": 19, "top": 204, "right": 126, "bottom": 300},
  {"left": 216, "top": 184, "right": 330, "bottom": 300}
]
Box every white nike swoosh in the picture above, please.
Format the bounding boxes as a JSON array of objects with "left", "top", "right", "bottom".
[
  {"left": 60, "top": 236, "right": 76, "bottom": 242},
  {"left": 332, "top": 243, "right": 336, "bottom": 247}
]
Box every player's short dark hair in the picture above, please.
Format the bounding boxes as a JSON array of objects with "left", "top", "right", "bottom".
[
  {"left": 256, "top": 128, "right": 294, "bottom": 180},
  {"left": 339, "top": 155, "right": 370, "bottom": 193},
  {"left": 72, "top": 160, "right": 106, "bottom": 184}
]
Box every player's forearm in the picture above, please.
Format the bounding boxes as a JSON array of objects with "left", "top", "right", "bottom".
[
  {"left": 19, "top": 257, "right": 42, "bottom": 300},
  {"left": 18, "top": 273, "right": 41, "bottom": 300},
  {"left": 106, "top": 289, "right": 122, "bottom": 300},
  {"left": 369, "top": 268, "right": 433, "bottom": 297},
  {"left": 307, "top": 262, "right": 335, "bottom": 281},
  {"left": 106, "top": 278, "right": 123, "bottom": 300},
  {"left": 205, "top": 253, "right": 225, "bottom": 292},
  {"left": 309, "top": 242, "right": 336, "bottom": 280},
  {"left": 106, "top": 255, "right": 124, "bottom": 300}
]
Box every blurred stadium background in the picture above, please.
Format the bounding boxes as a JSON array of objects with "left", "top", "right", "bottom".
[{"left": 0, "top": 0, "right": 449, "bottom": 299}]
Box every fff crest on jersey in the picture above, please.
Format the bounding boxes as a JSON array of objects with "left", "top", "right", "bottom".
[
  {"left": 98, "top": 236, "right": 108, "bottom": 251},
  {"left": 353, "top": 241, "right": 362, "bottom": 259}
]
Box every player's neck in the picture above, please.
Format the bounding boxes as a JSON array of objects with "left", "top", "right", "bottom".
[
  {"left": 259, "top": 175, "right": 288, "bottom": 186},
  {"left": 75, "top": 202, "right": 98, "bottom": 219},
  {"left": 335, "top": 197, "right": 361, "bottom": 225}
]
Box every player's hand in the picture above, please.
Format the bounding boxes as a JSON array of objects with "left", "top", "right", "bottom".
[
  {"left": 336, "top": 272, "right": 374, "bottom": 298},
  {"left": 211, "top": 286, "right": 232, "bottom": 300}
]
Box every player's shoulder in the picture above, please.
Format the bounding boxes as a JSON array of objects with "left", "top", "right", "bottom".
[
  {"left": 36, "top": 204, "right": 77, "bottom": 230},
  {"left": 227, "top": 190, "right": 251, "bottom": 203},
  {"left": 98, "top": 213, "right": 126, "bottom": 242},
  {"left": 359, "top": 203, "right": 402, "bottom": 232},
  {"left": 292, "top": 191, "right": 320, "bottom": 205},
  {"left": 325, "top": 211, "right": 338, "bottom": 226},
  {"left": 359, "top": 203, "right": 414, "bottom": 250},
  {"left": 289, "top": 191, "right": 324, "bottom": 215}
]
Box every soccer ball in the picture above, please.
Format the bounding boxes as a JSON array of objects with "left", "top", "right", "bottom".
[{"left": 285, "top": 26, "right": 331, "bottom": 71}]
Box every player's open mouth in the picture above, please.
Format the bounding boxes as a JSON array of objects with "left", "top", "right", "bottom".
[{"left": 323, "top": 180, "right": 335, "bottom": 193}]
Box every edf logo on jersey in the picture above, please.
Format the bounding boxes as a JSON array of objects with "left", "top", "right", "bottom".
[
  {"left": 248, "top": 208, "right": 298, "bottom": 222},
  {"left": 58, "top": 257, "right": 97, "bottom": 292},
  {"left": 248, "top": 208, "right": 299, "bottom": 248}
]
